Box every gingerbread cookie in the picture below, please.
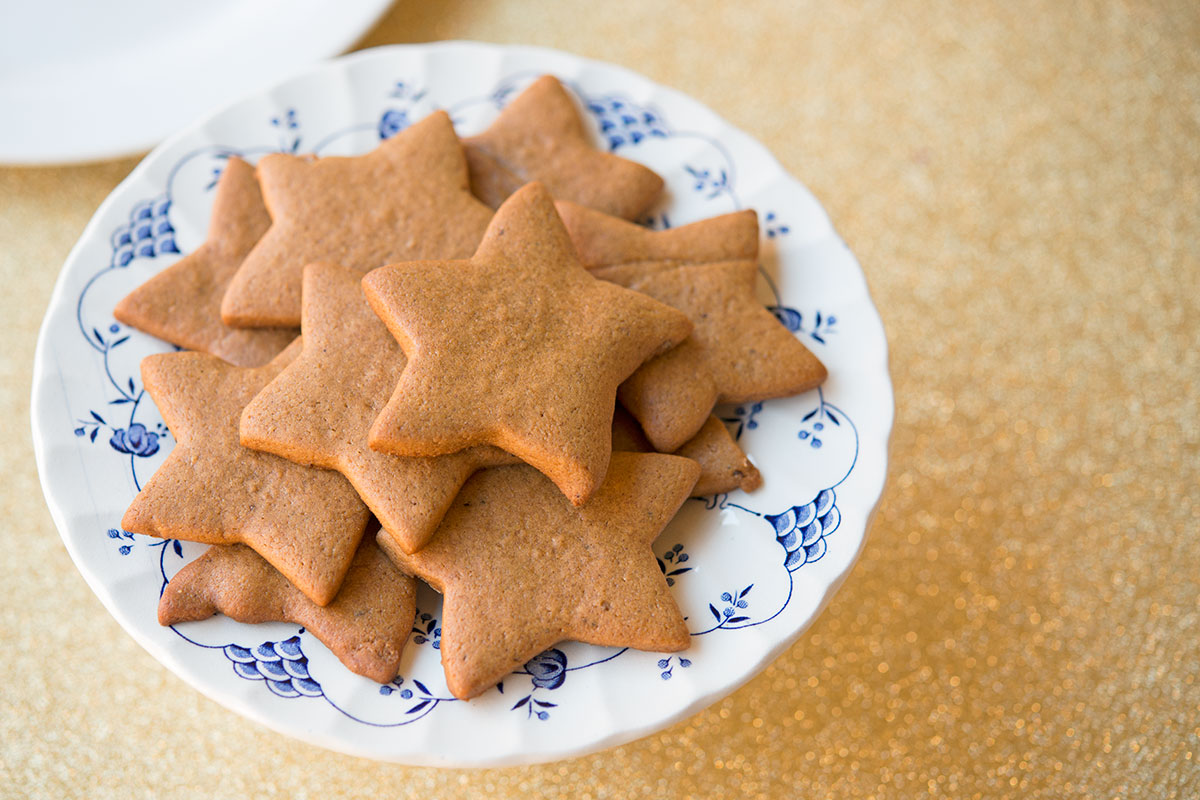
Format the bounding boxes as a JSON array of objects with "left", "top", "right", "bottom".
[
  {"left": 594, "top": 259, "right": 827, "bottom": 451},
  {"left": 221, "top": 110, "right": 493, "bottom": 328},
  {"left": 379, "top": 452, "right": 698, "bottom": 700},
  {"left": 362, "top": 182, "right": 692, "bottom": 506},
  {"left": 113, "top": 156, "right": 297, "bottom": 367},
  {"left": 159, "top": 531, "right": 415, "bottom": 683},
  {"left": 555, "top": 200, "right": 759, "bottom": 270},
  {"left": 240, "top": 262, "right": 517, "bottom": 555},
  {"left": 612, "top": 407, "right": 761, "bottom": 495},
  {"left": 464, "top": 75, "right": 663, "bottom": 220},
  {"left": 122, "top": 343, "right": 371, "bottom": 606}
]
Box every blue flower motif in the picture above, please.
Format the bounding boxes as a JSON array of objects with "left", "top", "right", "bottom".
[
  {"left": 378, "top": 109, "right": 408, "bottom": 140},
  {"left": 108, "top": 423, "right": 160, "bottom": 457},
  {"left": 524, "top": 648, "right": 567, "bottom": 690}
]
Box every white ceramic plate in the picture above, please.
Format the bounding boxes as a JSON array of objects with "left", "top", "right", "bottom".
[
  {"left": 31, "top": 42, "right": 893, "bottom": 766},
  {"left": 0, "top": 0, "right": 393, "bottom": 165}
]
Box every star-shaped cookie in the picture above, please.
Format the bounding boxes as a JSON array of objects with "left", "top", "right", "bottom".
[
  {"left": 612, "top": 407, "right": 761, "bottom": 496},
  {"left": 159, "top": 531, "right": 415, "bottom": 684},
  {"left": 463, "top": 75, "right": 663, "bottom": 220},
  {"left": 555, "top": 200, "right": 760, "bottom": 270},
  {"left": 221, "top": 110, "right": 494, "bottom": 328},
  {"left": 598, "top": 259, "right": 828, "bottom": 452},
  {"left": 113, "top": 156, "right": 297, "bottom": 367},
  {"left": 379, "top": 452, "right": 699, "bottom": 700},
  {"left": 121, "top": 343, "right": 371, "bottom": 606},
  {"left": 240, "top": 262, "right": 517, "bottom": 554},
  {"left": 362, "top": 182, "right": 693, "bottom": 506}
]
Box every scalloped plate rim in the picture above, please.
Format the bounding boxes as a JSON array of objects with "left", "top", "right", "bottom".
[{"left": 31, "top": 41, "right": 893, "bottom": 766}]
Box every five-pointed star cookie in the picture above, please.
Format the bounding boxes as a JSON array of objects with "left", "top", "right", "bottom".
[
  {"left": 121, "top": 343, "right": 371, "bottom": 606},
  {"left": 612, "top": 407, "right": 762, "bottom": 496},
  {"left": 240, "top": 262, "right": 517, "bottom": 554},
  {"left": 159, "top": 531, "right": 415, "bottom": 683},
  {"left": 221, "top": 110, "right": 494, "bottom": 328},
  {"left": 113, "top": 156, "right": 297, "bottom": 367},
  {"left": 463, "top": 75, "right": 664, "bottom": 220},
  {"left": 379, "top": 452, "right": 699, "bottom": 700},
  {"left": 596, "top": 259, "right": 828, "bottom": 452},
  {"left": 555, "top": 200, "right": 760, "bottom": 270},
  {"left": 362, "top": 182, "right": 693, "bottom": 506}
]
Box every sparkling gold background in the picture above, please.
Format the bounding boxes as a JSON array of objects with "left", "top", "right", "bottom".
[{"left": 2, "top": 2, "right": 1198, "bottom": 797}]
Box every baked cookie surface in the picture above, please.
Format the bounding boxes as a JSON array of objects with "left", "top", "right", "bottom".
[{"left": 363, "top": 182, "right": 692, "bottom": 505}]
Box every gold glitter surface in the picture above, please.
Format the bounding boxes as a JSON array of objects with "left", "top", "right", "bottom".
[{"left": 2, "top": 2, "right": 1198, "bottom": 797}]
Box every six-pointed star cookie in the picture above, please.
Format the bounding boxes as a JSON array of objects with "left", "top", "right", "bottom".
[
  {"left": 379, "top": 452, "right": 699, "bottom": 700},
  {"left": 555, "top": 200, "right": 760, "bottom": 270},
  {"left": 463, "top": 75, "right": 663, "bottom": 220},
  {"left": 113, "top": 156, "right": 297, "bottom": 367},
  {"left": 221, "top": 110, "right": 494, "bottom": 328},
  {"left": 596, "top": 259, "right": 828, "bottom": 452},
  {"left": 122, "top": 343, "right": 371, "bottom": 606},
  {"left": 159, "top": 530, "right": 415, "bottom": 683},
  {"left": 240, "top": 262, "right": 517, "bottom": 554},
  {"left": 362, "top": 182, "right": 693, "bottom": 506}
]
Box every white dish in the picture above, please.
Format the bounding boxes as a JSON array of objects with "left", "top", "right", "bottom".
[
  {"left": 0, "top": 0, "right": 393, "bottom": 164},
  {"left": 31, "top": 42, "right": 893, "bottom": 766}
]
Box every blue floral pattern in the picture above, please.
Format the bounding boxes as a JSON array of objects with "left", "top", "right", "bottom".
[
  {"left": 62, "top": 67, "right": 865, "bottom": 736},
  {"left": 224, "top": 636, "right": 322, "bottom": 698}
]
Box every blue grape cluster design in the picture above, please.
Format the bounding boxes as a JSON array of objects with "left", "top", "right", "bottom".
[
  {"left": 585, "top": 95, "right": 669, "bottom": 150},
  {"left": 110, "top": 195, "right": 178, "bottom": 268},
  {"left": 223, "top": 636, "right": 321, "bottom": 698},
  {"left": 765, "top": 488, "right": 840, "bottom": 570}
]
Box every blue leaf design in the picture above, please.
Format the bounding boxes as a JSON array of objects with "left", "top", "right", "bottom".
[
  {"left": 534, "top": 700, "right": 557, "bottom": 708},
  {"left": 413, "top": 679, "right": 429, "bottom": 695},
  {"left": 709, "top": 603, "right": 720, "bottom": 622},
  {"left": 406, "top": 700, "right": 430, "bottom": 714},
  {"left": 801, "top": 408, "right": 818, "bottom": 422},
  {"left": 511, "top": 696, "right": 530, "bottom": 710},
  {"left": 90, "top": 410, "right": 106, "bottom": 424},
  {"left": 172, "top": 539, "right": 182, "bottom": 557},
  {"left": 739, "top": 585, "right": 753, "bottom": 598}
]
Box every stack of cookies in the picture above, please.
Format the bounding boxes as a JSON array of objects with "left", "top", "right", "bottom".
[{"left": 114, "top": 76, "right": 827, "bottom": 700}]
